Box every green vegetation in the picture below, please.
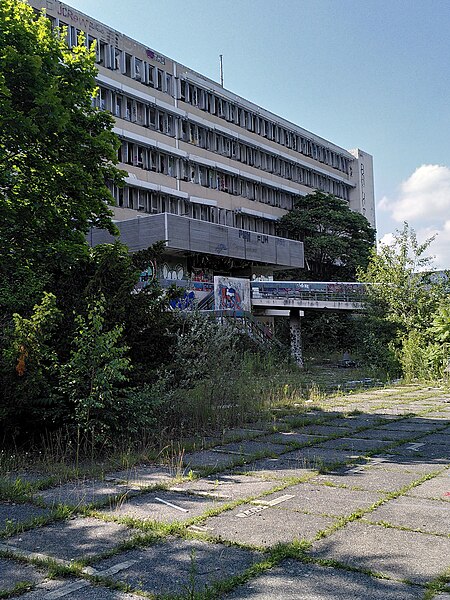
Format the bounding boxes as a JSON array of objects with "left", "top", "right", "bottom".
[
  {"left": 1, "top": 2, "right": 449, "bottom": 461},
  {"left": 277, "top": 191, "right": 376, "bottom": 281},
  {"left": 358, "top": 223, "right": 450, "bottom": 380}
]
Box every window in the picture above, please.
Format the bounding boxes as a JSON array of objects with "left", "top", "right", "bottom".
[
  {"left": 166, "top": 114, "right": 174, "bottom": 136},
  {"left": 165, "top": 73, "right": 172, "bottom": 95},
  {"left": 133, "top": 57, "right": 143, "bottom": 81},
  {"left": 180, "top": 80, "right": 187, "bottom": 101},
  {"left": 114, "top": 48, "right": 122, "bottom": 71},
  {"left": 148, "top": 107, "right": 156, "bottom": 129},
  {"left": 97, "top": 41, "right": 107, "bottom": 66},
  {"left": 125, "top": 99, "right": 132, "bottom": 121},
  {"left": 124, "top": 53, "right": 132, "bottom": 76},
  {"left": 115, "top": 95, "right": 122, "bottom": 118},
  {"left": 147, "top": 64, "right": 155, "bottom": 87}
]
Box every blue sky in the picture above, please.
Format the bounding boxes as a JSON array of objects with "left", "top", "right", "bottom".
[{"left": 64, "top": 0, "right": 450, "bottom": 268}]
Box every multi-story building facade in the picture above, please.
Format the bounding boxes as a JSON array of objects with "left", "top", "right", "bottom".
[{"left": 30, "top": 0, "right": 376, "bottom": 286}]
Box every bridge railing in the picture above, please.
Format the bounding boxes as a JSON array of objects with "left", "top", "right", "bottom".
[{"left": 251, "top": 281, "right": 367, "bottom": 303}]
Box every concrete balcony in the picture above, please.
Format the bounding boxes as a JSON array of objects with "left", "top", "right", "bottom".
[{"left": 89, "top": 212, "right": 304, "bottom": 268}]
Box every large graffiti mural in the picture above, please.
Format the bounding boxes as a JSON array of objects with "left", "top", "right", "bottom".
[{"left": 214, "top": 276, "right": 251, "bottom": 312}]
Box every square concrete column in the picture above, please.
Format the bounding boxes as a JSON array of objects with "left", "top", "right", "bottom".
[{"left": 289, "top": 308, "right": 303, "bottom": 368}]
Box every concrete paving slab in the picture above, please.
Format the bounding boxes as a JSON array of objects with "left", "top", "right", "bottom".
[
  {"left": 366, "top": 455, "right": 448, "bottom": 474},
  {"left": 225, "top": 559, "right": 424, "bottom": 599},
  {"left": 257, "top": 483, "right": 383, "bottom": 517},
  {"left": 36, "top": 480, "right": 138, "bottom": 508},
  {"left": 407, "top": 475, "right": 450, "bottom": 501},
  {"left": 311, "top": 466, "right": 423, "bottom": 492},
  {"left": 299, "top": 425, "right": 353, "bottom": 436},
  {"left": 378, "top": 420, "right": 447, "bottom": 432},
  {"left": 210, "top": 439, "right": 286, "bottom": 456},
  {"left": 354, "top": 428, "right": 422, "bottom": 441},
  {"left": 281, "top": 447, "right": 365, "bottom": 468},
  {"left": 242, "top": 458, "right": 316, "bottom": 480},
  {"left": 91, "top": 538, "right": 261, "bottom": 596},
  {"left": 104, "top": 465, "right": 174, "bottom": 486},
  {"left": 370, "top": 408, "right": 416, "bottom": 416},
  {"left": 21, "top": 578, "right": 143, "bottom": 599},
  {"left": 182, "top": 450, "right": 244, "bottom": 469},
  {"left": 310, "top": 521, "right": 450, "bottom": 584},
  {"left": 169, "top": 474, "right": 281, "bottom": 500},
  {"left": 258, "top": 432, "right": 326, "bottom": 446},
  {"left": 3, "top": 517, "right": 134, "bottom": 562},
  {"left": 331, "top": 415, "right": 389, "bottom": 428},
  {"left": 367, "top": 495, "right": 450, "bottom": 535},
  {"left": 422, "top": 411, "right": 450, "bottom": 419},
  {"left": 417, "top": 431, "right": 450, "bottom": 445},
  {"left": 0, "top": 501, "right": 50, "bottom": 533},
  {"left": 220, "top": 428, "right": 266, "bottom": 440},
  {"left": 317, "top": 437, "right": 393, "bottom": 453},
  {"left": 203, "top": 504, "right": 334, "bottom": 547},
  {"left": 0, "top": 557, "right": 44, "bottom": 592},
  {"left": 102, "top": 489, "right": 225, "bottom": 523},
  {"left": 389, "top": 442, "right": 448, "bottom": 460}
]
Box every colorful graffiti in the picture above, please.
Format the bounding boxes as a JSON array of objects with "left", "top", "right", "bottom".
[
  {"left": 169, "top": 290, "right": 196, "bottom": 311},
  {"left": 160, "top": 263, "right": 185, "bottom": 280},
  {"left": 214, "top": 277, "right": 251, "bottom": 312},
  {"left": 135, "top": 261, "right": 156, "bottom": 291}
]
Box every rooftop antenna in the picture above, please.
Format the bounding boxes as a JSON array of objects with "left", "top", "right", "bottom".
[{"left": 219, "top": 54, "right": 224, "bottom": 87}]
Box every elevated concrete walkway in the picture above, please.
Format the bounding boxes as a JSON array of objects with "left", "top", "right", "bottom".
[{"left": 251, "top": 281, "right": 365, "bottom": 311}]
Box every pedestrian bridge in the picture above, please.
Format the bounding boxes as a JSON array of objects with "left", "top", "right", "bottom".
[{"left": 251, "top": 281, "right": 366, "bottom": 312}]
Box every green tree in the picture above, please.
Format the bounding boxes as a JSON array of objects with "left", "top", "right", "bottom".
[
  {"left": 277, "top": 191, "right": 376, "bottom": 280},
  {"left": 359, "top": 224, "right": 442, "bottom": 333},
  {"left": 58, "top": 297, "right": 131, "bottom": 443},
  {"left": 357, "top": 223, "right": 447, "bottom": 378},
  {"left": 1, "top": 292, "right": 61, "bottom": 434},
  {"left": 0, "top": 0, "right": 123, "bottom": 315}
]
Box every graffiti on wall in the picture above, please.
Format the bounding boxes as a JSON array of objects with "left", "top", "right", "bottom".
[
  {"left": 160, "top": 263, "right": 185, "bottom": 281},
  {"left": 214, "top": 276, "right": 251, "bottom": 312},
  {"left": 169, "top": 290, "right": 196, "bottom": 311},
  {"left": 135, "top": 261, "right": 156, "bottom": 291}
]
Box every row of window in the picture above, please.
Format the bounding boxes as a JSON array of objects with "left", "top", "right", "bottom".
[
  {"left": 96, "top": 87, "right": 351, "bottom": 201},
  {"left": 180, "top": 81, "right": 350, "bottom": 174},
  {"left": 46, "top": 12, "right": 352, "bottom": 176},
  {"left": 108, "top": 184, "right": 277, "bottom": 235},
  {"left": 119, "top": 142, "right": 295, "bottom": 210}
]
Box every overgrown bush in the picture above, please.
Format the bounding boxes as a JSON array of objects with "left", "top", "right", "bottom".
[
  {"left": 143, "top": 313, "right": 279, "bottom": 435},
  {"left": 358, "top": 224, "right": 450, "bottom": 381},
  {"left": 57, "top": 297, "right": 131, "bottom": 444}
]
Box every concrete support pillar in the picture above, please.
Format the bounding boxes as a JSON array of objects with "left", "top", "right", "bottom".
[{"left": 289, "top": 308, "right": 303, "bottom": 368}]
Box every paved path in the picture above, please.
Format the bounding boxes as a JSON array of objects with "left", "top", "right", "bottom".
[{"left": 0, "top": 385, "right": 449, "bottom": 599}]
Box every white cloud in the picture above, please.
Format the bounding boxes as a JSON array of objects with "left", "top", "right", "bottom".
[
  {"left": 377, "top": 164, "right": 450, "bottom": 269},
  {"left": 378, "top": 164, "right": 450, "bottom": 223}
]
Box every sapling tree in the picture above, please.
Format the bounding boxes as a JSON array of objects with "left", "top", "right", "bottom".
[{"left": 358, "top": 223, "right": 448, "bottom": 378}]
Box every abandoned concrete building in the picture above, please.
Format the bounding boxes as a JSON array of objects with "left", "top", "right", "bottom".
[{"left": 30, "top": 0, "right": 376, "bottom": 295}]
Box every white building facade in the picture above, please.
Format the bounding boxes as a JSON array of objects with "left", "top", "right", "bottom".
[{"left": 30, "top": 0, "right": 376, "bottom": 282}]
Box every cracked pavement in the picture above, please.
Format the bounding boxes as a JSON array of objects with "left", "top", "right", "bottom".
[{"left": 0, "top": 384, "right": 449, "bottom": 599}]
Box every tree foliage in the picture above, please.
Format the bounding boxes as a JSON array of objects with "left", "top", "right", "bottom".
[
  {"left": 357, "top": 223, "right": 449, "bottom": 379},
  {"left": 358, "top": 224, "right": 443, "bottom": 334},
  {"left": 58, "top": 297, "right": 131, "bottom": 443},
  {"left": 277, "top": 191, "right": 376, "bottom": 280},
  {"left": 0, "top": 0, "right": 123, "bottom": 314}
]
